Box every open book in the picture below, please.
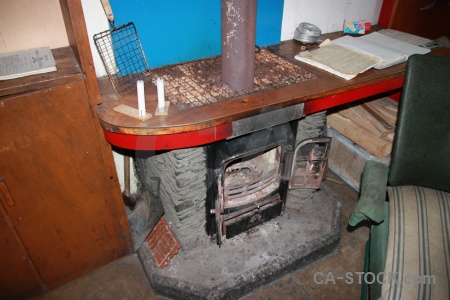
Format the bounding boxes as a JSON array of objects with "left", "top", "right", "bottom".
[
  {"left": 295, "top": 39, "right": 380, "bottom": 80},
  {"left": 0, "top": 47, "right": 56, "bottom": 80},
  {"left": 333, "top": 32, "right": 430, "bottom": 70},
  {"left": 295, "top": 32, "right": 430, "bottom": 80}
]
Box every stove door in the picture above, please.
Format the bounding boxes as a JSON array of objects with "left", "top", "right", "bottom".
[
  {"left": 213, "top": 173, "right": 225, "bottom": 245},
  {"left": 288, "top": 137, "right": 331, "bottom": 189}
]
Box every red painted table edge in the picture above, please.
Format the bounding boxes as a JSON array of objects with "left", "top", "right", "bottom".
[{"left": 102, "top": 76, "right": 404, "bottom": 150}]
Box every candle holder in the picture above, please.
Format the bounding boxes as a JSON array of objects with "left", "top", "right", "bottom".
[
  {"left": 155, "top": 101, "right": 171, "bottom": 116},
  {"left": 114, "top": 104, "right": 152, "bottom": 121}
]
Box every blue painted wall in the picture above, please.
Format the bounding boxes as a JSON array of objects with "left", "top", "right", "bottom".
[{"left": 109, "top": 0, "right": 284, "bottom": 68}]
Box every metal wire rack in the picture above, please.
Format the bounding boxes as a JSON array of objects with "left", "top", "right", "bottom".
[
  {"left": 150, "top": 49, "right": 318, "bottom": 110},
  {"left": 93, "top": 22, "right": 150, "bottom": 97}
]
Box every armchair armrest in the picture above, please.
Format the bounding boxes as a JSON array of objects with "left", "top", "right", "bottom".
[{"left": 349, "top": 161, "right": 389, "bottom": 226}]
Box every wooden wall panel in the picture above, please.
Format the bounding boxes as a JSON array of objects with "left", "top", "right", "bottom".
[
  {"left": 0, "top": 81, "right": 130, "bottom": 288},
  {"left": 0, "top": 0, "right": 69, "bottom": 54},
  {"left": 379, "top": 0, "right": 450, "bottom": 40},
  {"left": 0, "top": 196, "right": 44, "bottom": 299}
]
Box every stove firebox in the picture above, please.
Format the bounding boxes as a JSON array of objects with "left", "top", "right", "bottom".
[
  {"left": 207, "top": 114, "right": 331, "bottom": 245},
  {"left": 207, "top": 121, "right": 295, "bottom": 243}
]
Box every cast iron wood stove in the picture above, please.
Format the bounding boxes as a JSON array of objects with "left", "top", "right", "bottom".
[
  {"left": 135, "top": 109, "right": 331, "bottom": 252},
  {"left": 206, "top": 106, "right": 331, "bottom": 245},
  {"left": 133, "top": 0, "right": 330, "bottom": 251}
]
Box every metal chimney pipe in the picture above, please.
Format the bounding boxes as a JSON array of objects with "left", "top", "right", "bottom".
[{"left": 221, "top": 0, "right": 257, "bottom": 92}]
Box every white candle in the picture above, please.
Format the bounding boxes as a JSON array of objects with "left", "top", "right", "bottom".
[
  {"left": 137, "top": 80, "right": 146, "bottom": 116},
  {"left": 157, "top": 77, "right": 165, "bottom": 111}
]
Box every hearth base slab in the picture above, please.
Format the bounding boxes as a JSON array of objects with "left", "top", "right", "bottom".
[{"left": 137, "top": 183, "right": 341, "bottom": 300}]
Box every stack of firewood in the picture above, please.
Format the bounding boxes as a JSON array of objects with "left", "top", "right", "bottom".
[{"left": 327, "top": 97, "right": 398, "bottom": 158}]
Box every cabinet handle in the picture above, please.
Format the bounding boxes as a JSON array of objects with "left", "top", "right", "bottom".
[{"left": 0, "top": 178, "right": 15, "bottom": 207}]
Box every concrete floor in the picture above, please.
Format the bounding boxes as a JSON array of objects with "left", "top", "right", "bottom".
[{"left": 33, "top": 171, "right": 369, "bottom": 300}]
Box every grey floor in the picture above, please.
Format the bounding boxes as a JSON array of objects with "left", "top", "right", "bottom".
[{"left": 33, "top": 171, "right": 369, "bottom": 300}]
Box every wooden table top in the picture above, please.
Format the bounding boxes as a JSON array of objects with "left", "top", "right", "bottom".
[{"left": 96, "top": 31, "right": 444, "bottom": 138}]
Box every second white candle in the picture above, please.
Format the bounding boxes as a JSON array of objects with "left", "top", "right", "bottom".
[
  {"left": 156, "top": 77, "right": 165, "bottom": 111},
  {"left": 137, "top": 80, "right": 146, "bottom": 116}
]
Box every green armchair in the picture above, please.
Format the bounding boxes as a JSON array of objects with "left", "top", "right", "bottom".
[{"left": 350, "top": 54, "right": 450, "bottom": 299}]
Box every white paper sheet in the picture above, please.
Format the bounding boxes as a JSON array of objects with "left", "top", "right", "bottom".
[
  {"left": 334, "top": 32, "right": 430, "bottom": 69},
  {"left": 295, "top": 39, "right": 380, "bottom": 80},
  {"left": 0, "top": 47, "right": 56, "bottom": 80}
]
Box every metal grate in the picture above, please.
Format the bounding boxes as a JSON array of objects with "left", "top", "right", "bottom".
[
  {"left": 93, "top": 22, "right": 150, "bottom": 97},
  {"left": 223, "top": 146, "right": 281, "bottom": 208},
  {"left": 150, "top": 49, "right": 318, "bottom": 110}
]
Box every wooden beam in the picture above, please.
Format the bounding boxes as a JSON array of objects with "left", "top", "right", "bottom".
[
  {"left": 327, "top": 113, "right": 392, "bottom": 158},
  {"left": 59, "top": 0, "right": 101, "bottom": 105}
]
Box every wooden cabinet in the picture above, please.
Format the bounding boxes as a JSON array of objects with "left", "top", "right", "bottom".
[
  {"left": 0, "top": 46, "right": 132, "bottom": 300},
  {"left": 379, "top": 0, "right": 450, "bottom": 40},
  {"left": 1, "top": 180, "right": 43, "bottom": 299},
  {"left": 0, "top": 1, "right": 133, "bottom": 298}
]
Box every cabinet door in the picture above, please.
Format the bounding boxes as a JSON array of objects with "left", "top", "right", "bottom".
[
  {"left": 0, "top": 80, "right": 130, "bottom": 289},
  {"left": 1, "top": 180, "right": 43, "bottom": 299},
  {"left": 382, "top": 0, "right": 450, "bottom": 39}
]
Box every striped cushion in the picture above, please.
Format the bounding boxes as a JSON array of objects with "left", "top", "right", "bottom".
[{"left": 382, "top": 186, "right": 450, "bottom": 300}]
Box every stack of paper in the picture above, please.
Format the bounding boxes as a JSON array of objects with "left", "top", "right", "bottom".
[
  {"left": 0, "top": 47, "right": 56, "bottom": 80},
  {"left": 333, "top": 32, "right": 430, "bottom": 70},
  {"left": 295, "top": 32, "right": 431, "bottom": 80},
  {"left": 295, "top": 39, "right": 380, "bottom": 80}
]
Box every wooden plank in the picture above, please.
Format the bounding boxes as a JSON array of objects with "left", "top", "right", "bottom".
[
  {"left": 361, "top": 103, "right": 393, "bottom": 130},
  {"left": 370, "top": 98, "right": 398, "bottom": 114},
  {"left": 383, "top": 132, "right": 395, "bottom": 142},
  {"left": 0, "top": 192, "right": 45, "bottom": 299},
  {"left": 327, "top": 113, "right": 392, "bottom": 157},
  {"left": 367, "top": 104, "right": 396, "bottom": 127},
  {"left": 59, "top": 0, "right": 101, "bottom": 105},
  {"left": 114, "top": 104, "right": 152, "bottom": 121},
  {"left": 338, "top": 107, "right": 383, "bottom": 137},
  {"left": 366, "top": 98, "right": 398, "bottom": 127},
  {"left": 328, "top": 133, "right": 368, "bottom": 190},
  {"left": 328, "top": 128, "right": 390, "bottom": 191},
  {"left": 385, "top": 0, "right": 450, "bottom": 40},
  {"left": 370, "top": 102, "right": 398, "bottom": 120},
  {"left": 60, "top": 0, "right": 133, "bottom": 256},
  {"left": 0, "top": 81, "right": 131, "bottom": 289},
  {"left": 351, "top": 104, "right": 394, "bottom": 136},
  {"left": 376, "top": 97, "right": 399, "bottom": 111}
]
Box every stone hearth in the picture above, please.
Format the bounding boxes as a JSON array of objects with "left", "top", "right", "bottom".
[{"left": 137, "top": 183, "right": 341, "bottom": 300}]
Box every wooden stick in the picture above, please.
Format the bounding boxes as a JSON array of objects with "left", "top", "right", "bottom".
[
  {"left": 100, "top": 0, "right": 114, "bottom": 25},
  {"left": 328, "top": 113, "right": 392, "bottom": 157},
  {"left": 361, "top": 103, "right": 393, "bottom": 129},
  {"left": 366, "top": 100, "right": 398, "bottom": 127},
  {"left": 114, "top": 104, "right": 152, "bottom": 121},
  {"left": 338, "top": 107, "right": 382, "bottom": 137}
]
